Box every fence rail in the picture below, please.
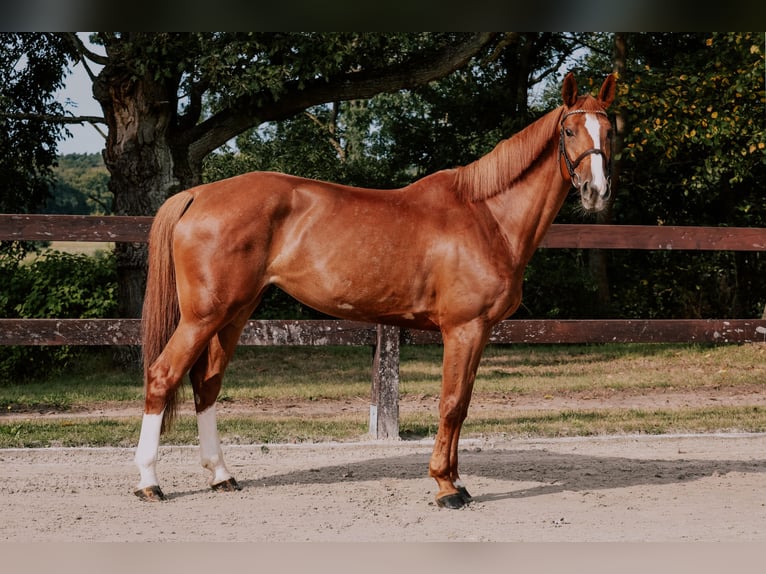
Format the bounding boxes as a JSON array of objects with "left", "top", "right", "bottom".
[
  {"left": 1, "top": 318, "right": 765, "bottom": 347},
  {"left": 2, "top": 214, "right": 765, "bottom": 438},
  {"left": 3, "top": 214, "right": 766, "bottom": 250}
]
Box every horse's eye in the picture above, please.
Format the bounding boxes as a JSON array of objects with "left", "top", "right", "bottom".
[
  {"left": 565, "top": 128, "right": 574, "bottom": 137},
  {"left": 606, "top": 129, "right": 613, "bottom": 140}
]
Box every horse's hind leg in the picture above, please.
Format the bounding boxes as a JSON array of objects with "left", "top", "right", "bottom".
[
  {"left": 190, "top": 313, "right": 251, "bottom": 492},
  {"left": 134, "top": 320, "right": 218, "bottom": 501}
]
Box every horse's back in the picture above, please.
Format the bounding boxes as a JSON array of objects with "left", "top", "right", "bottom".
[{"left": 177, "top": 170, "right": 474, "bottom": 250}]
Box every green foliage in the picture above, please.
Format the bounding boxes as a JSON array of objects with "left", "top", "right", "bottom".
[
  {"left": 519, "top": 250, "right": 607, "bottom": 319},
  {"left": 0, "top": 248, "right": 118, "bottom": 382},
  {"left": 205, "top": 33, "right": 569, "bottom": 189},
  {"left": 15, "top": 251, "right": 117, "bottom": 319},
  {"left": 603, "top": 33, "right": 765, "bottom": 319},
  {"left": 96, "top": 32, "right": 484, "bottom": 132},
  {"left": 193, "top": 33, "right": 473, "bottom": 108},
  {"left": 0, "top": 34, "right": 74, "bottom": 217},
  {"left": 616, "top": 32, "right": 765, "bottom": 227},
  {"left": 45, "top": 153, "right": 112, "bottom": 215}
]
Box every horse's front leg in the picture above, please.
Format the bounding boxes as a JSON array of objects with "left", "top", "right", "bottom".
[{"left": 429, "top": 320, "right": 490, "bottom": 509}]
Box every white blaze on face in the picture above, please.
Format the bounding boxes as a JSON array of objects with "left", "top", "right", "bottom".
[{"left": 584, "top": 113, "right": 607, "bottom": 191}]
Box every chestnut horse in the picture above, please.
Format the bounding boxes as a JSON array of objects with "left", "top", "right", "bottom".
[{"left": 135, "top": 72, "right": 616, "bottom": 509}]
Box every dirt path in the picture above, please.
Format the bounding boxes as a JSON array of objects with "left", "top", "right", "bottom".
[{"left": 2, "top": 433, "right": 765, "bottom": 542}]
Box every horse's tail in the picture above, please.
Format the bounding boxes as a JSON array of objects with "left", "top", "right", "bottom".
[{"left": 142, "top": 190, "right": 195, "bottom": 433}]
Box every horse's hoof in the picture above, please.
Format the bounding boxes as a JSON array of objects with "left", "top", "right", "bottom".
[
  {"left": 211, "top": 477, "right": 241, "bottom": 492},
  {"left": 134, "top": 485, "right": 166, "bottom": 501},
  {"left": 436, "top": 493, "right": 467, "bottom": 509},
  {"left": 457, "top": 485, "right": 473, "bottom": 503}
]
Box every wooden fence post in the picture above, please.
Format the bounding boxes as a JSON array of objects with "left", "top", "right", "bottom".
[{"left": 369, "top": 324, "right": 400, "bottom": 439}]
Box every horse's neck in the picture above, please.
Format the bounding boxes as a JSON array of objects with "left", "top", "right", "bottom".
[
  {"left": 451, "top": 106, "right": 569, "bottom": 265},
  {"left": 485, "top": 142, "right": 570, "bottom": 267}
]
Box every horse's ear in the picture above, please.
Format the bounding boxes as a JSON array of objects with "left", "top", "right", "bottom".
[
  {"left": 598, "top": 74, "right": 617, "bottom": 109},
  {"left": 562, "top": 72, "right": 578, "bottom": 107}
]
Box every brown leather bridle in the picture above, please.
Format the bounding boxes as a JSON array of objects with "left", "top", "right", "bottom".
[{"left": 559, "top": 109, "right": 612, "bottom": 189}]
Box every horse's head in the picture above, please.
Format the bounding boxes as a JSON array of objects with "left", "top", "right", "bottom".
[{"left": 559, "top": 73, "right": 617, "bottom": 213}]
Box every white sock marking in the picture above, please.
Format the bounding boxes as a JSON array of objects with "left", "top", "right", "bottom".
[
  {"left": 197, "top": 405, "right": 233, "bottom": 485},
  {"left": 135, "top": 411, "right": 164, "bottom": 489}
]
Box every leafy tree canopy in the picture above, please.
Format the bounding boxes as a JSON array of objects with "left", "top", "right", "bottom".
[
  {"left": 0, "top": 33, "right": 75, "bottom": 214},
  {"left": 204, "top": 33, "right": 582, "bottom": 188},
  {"left": 87, "top": 32, "right": 497, "bottom": 178},
  {"left": 615, "top": 32, "right": 765, "bottom": 227}
]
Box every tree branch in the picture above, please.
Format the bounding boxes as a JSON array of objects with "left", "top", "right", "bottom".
[
  {"left": 61, "top": 32, "right": 109, "bottom": 71},
  {"left": 186, "top": 32, "right": 498, "bottom": 164},
  {"left": 1, "top": 112, "right": 106, "bottom": 126},
  {"left": 178, "top": 77, "right": 208, "bottom": 130},
  {"left": 1, "top": 111, "right": 108, "bottom": 145},
  {"left": 304, "top": 109, "right": 345, "bottom": 161},
  {"left": 484, "top": 32, "right": 520, "bottom": 64}
]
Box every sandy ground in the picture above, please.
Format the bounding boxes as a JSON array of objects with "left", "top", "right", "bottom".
[{"left": 2, "top": 432, "right": 765, "bottom": 543}]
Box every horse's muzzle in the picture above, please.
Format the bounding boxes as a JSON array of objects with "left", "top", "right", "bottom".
[{"left": 578, "top": 179, "right": 611, "bottom": 213}]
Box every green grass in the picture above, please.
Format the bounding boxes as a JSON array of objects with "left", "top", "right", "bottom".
[
  {"left": 1, "top": 342, "right": 765, "bottom": 447},
  {"left": 0, "top": 418, "right": 140, "bottom": 448},
  {"left": 0, "top": 351, "right": 145, "bottom": 412},
  {"left": 223, "top": 346, "right": 375, "bottom": 400},
  {"left": 464, "top": 405, "right": 766, "bottom": 437},
  {"left": 5, "top": 342, "right": 762, "bottom": 408},
  {"left": 3, "top": 406, "right": 765, "bottom": 449},
  {"left": 0, "top": 416, "right": 370, "bottom": 448}
]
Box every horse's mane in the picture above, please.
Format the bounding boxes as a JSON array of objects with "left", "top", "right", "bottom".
[{"left": 454, "top": 105, "right": 565, "bottom": 202}]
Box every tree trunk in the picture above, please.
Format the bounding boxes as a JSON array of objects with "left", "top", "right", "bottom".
[{"left": 93, "top": 66, "right": 185, "bottom": 366}]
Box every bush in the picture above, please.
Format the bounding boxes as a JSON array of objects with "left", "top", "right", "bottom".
[{"left": 0, "top": 246, "right": 117, "bottom": 383}]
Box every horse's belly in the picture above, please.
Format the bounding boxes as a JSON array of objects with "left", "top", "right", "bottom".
[{"left": 276, "top": 273, "right": 436, "bottom": 327}]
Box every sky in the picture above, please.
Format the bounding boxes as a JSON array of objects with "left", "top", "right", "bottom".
[{"left": 55, "top": 36, "right": 105, "bottom": 156}]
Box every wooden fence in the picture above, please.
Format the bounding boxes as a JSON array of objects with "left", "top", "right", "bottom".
[{"left": 2, "top": 214, "right": 766, "bottom": 438}]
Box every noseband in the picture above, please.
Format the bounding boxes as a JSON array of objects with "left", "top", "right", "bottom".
[{"left": 559, "top": 109, "right": 611, "bottom": 188}]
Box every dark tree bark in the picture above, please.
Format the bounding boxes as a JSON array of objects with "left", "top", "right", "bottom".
[{"left": 93, "top": 63, "right": 181, "bottom": 323}]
